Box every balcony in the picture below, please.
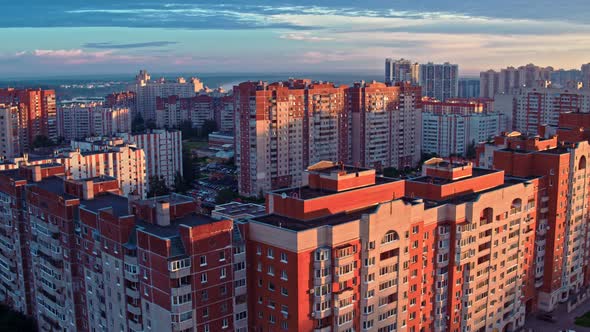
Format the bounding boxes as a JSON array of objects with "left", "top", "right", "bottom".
[
  {"left": 334, "top": 288, "right": 354, "bottom": 302},
  {"left": 541, "top": 196, "right": 549, "bottom": 203},
  {"left": 172, "top": 318, "right": 194, "bottom": 331},
  {"left": 125, "top": 287, "right": 139, "bottom": 299},
  {"left": 314, "top": 327, "right": 331, "bottom": 332},
  {"left": 334, "top": 304, "right": 354, "bottom": 316},
  {"left": 334, "top": 254, "right": 354, "bottom": 266},
  {"left": 314, "top": 260, "right": 330, "bottom": 270},
  {"left": 127, "top": 303, "right": 141, "bottom": 315},
  {"left": 312, "top": 308, "right": 332, "bottom": 319},
  {"left": 124, "top": 270, "right": 138, "bottom": 282},
  {"left": 171, "top": 284, "right": 192, "bottom": 297},
  {"left": 334, "top": 272, "right": 354, "bottom": 283},
  {"left": 540, "top": 207, "right": 549, "bottom": 214},
  {"left": 314, "top": 275, "right": 332, "bottom": 287},
  {"left": 128, "top": 320, "right": 142, "bottom": 331},
  {"left": 169, "top": 267, "right": 191, "bottom": 279}
]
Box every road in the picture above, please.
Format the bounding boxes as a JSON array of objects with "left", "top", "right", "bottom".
[{"left": 524, "top": 301, "right": 590, "bottom": 332}]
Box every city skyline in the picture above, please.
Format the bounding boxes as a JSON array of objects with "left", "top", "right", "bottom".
[{"left": 2, "top": 1, "right": 590, "bottom": 77}]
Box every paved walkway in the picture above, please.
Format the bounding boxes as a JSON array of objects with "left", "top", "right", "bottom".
[{"left": 524, "top": 301, "right": 590, "bottom": 332}]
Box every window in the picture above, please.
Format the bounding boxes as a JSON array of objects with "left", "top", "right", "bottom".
[
  {"left": 315, "top": 249, "right": 329, "bottom": 261},
  {"left": 281, "top": 270, "right": 288, "bottom": 280},
  {"left": 280, "top": 252, "right": 288, "bottom": 263},
  {"left": 281, "top": 287, "right": 288, "bottom": 296},
  {"left": 169, "top": 258, "right": 191, "bottom": 271},
  {"left": 203, "top": 307, "right": 209, "bottom": 318},
  {"left": 269, "top": 314, "right": 276, "bottom": 324},
  {"left": 201, "top": 290, "right": 208, "bottom": 301},
  {"left": 219, "top": 251, "right": 226, "bottom": 261},
  {"left": 281, "top": 321, "right": 288, "bottom": 330},
  {"left": 382, "top": 231, "right": 399, "bottom": 244},
  {"left": 201, "top": 273, "right": 208, "bottom": 284},
  {"left": 268, "top": 248, "right": 274, "bottom": 259},
  {"left": 172, "top": 294, "right": 191, "bottom": 305},
  {"left": 222, "top": 318, "right": 228, "bottom": 329},
  {"left": 234, "top": 278, "right": 246, "bottom": 288},
  {"left": 200, "top": 255, "right": 207, "bottom": 266},
  {"left": 220, "top": 285, "right": 227, "bottom": 295},
  {"left": 236, "top": 311, "right": 247, "bottom": 321},
  {"left": 268, "top": 282, "right": 275, "bottom": 291},
  {"left": 220, "top": 267, "right": 227, "bottom": 279},
  {"left": 204, "top": 324, "right": 210, "bottom": 332},
  {"left": 256, "top": 246, "right": 261, "bottom": 255},
  {"left": 268, "top": 266, "right": 275, "bottom": 276}
]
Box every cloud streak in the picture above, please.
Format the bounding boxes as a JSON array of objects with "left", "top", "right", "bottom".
[{"left": 83, "top": 41, "right": 179, "bottom": 49}]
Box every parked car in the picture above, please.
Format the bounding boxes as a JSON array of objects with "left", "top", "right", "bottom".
[{"left": 537, "top": 313, "right": 556, "bottom": 323}]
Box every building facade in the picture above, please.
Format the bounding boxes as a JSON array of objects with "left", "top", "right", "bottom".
[
  {"left": 247, "top": 160, "right": 538, "bottom": 331},
  {"left": 0, "top": 88, "right": 57, "bottom": 149},
  {"left": 234, "top": 80, "right": 350, "bottom": 197},
  {"left": 385, "top": 58, "right": 419, "bottom": 85},
  {"left": 57, "top": 104, "right": 132, "bottom": 140},
  {"left": 154, "top": 95, "right": 215, "bottom": 129},
  {"left": 479, "top": 64, "right": 553, "bottom": 97},
  {"left": 350, "top": 82, "right": 422, "bottom": 170},
  {"left": 477, "top": 132, "right": 590, "bottom": 312},
  {"left": 422, "top": 99, "right": 502, "bottom": 157},
  {"left": 458, "top": 79, "right": 481, "bottom": 98},
  {"left": 0, "top": 164, "right": 238, "bottom": 332},
  {"left": 417, "top": 62, "right": 459, "bottom": 101},
  {"left": 507, "top": 87, "right": 590, "bottom": 135},
  {"left": 134, "top": 70, "right": 203, "bottom": 121},
  {"left": 118, "top": 129, "right": 183, "bottom": 189},
  {"left": 0, "top": 105, "right": 21, "bottom": 158}
]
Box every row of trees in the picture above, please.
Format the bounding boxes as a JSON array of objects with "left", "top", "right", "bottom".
[{"left": 132, "top": 114, "right": 218, "bottom": 139}]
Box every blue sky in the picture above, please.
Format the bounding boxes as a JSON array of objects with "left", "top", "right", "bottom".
[{"left": 1, "top": 1, "right": 590, "bottom": 77}]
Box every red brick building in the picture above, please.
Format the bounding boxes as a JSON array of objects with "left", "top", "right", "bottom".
[
  {"left": 246, "top": 160, "right": 537, "bottom": 331},
  {"left": 0, "top": 88, "right": 57, "bottom": 150}
]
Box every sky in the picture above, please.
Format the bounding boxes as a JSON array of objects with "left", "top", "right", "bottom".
[{"left": 1, "top": 1, "right": 590, "bottom": 77}]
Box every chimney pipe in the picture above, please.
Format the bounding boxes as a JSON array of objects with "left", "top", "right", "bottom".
[
  {"left": 82, "top": 180, "right": 94, "bottom": 200},
  {"left": 31, "top": 165, "right": 42, "bottom": 182},
  {"left": 155, "top": 201, "right": 171, "bottom": 226}
]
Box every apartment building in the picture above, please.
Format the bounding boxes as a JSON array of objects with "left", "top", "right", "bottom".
[
  {"left": 234, "top": 80, "right": 350, "bottom": 197},
  {"left": 0, "top": 163, "right": 239, "bottom": 332},
  {"left": 134, "top": 70, "right": 203, "bottom": 121},
  {"left": 0, "top": 88, "right": 57, "bottom": 149},
  {"left": 246, "top": 160, "right": 537, "bottom": 332},
  {"left": 118, "top": 129, "right": 183, "bottom": 189},
  {"left": 215, "top": 96, "right": 235, "bottom": 133},
  {"left": 105, "top": 91, "right": 137, "bottom": 115},
  {"left": 154, "top": 95, "right": 215, "bottom": 129},
  {"left": 422, "top": 98, "right": 502, "bottom": 157},
  {"left": 385, "top": 58, "right": 419, "bottom": 85},
  {"left": 0, "top": 104, "right": 21, "bottom": 158},
  {"left": 57, "top": 104, "right": 132, "bottom": 140},
  {"left": 479, "top": 64, "right": 553, "bottom": 98},
  {"left": 476, "top": 130, "right": 590, "bottom": 312},
  {"left": 417, "top": 62, "right": 459, "bottom": 101},
  {"left": 502, "top": 87, "right": 590, "bottom": 135},
  {"left": 458, "top": 79, "right": 481, "bottom": 99},
  {"left": 349, "top": 82, "right": 422, "bottom": 170}
]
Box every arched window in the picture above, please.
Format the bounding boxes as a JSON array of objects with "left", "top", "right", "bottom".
[
  {"left": 480, "top": 207, "right": 493, "bottom": 226},
  {"left": 579, "top": 156, "right": 587, "bottom": 170},
  {"left": 382, "top": 230, "right": 399, "bottom": 245},
  {"left": 510, "top": 198, "right": 522, "bottom": 214}
]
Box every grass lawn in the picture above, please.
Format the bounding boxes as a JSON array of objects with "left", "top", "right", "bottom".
[
  {"left": 575, "top": 311, "right": 590, "bottom": 327},
  {"left": 183, "top": 140, "right": 208, "bottom": 151}
]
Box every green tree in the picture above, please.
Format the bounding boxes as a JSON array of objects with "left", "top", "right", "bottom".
[
  {"left": 200, "top": 119, "right": 218, "bottom": 138},
  {"left": 31, "top": 135, "right": 55, "bottom": 148},
  {"left": 466, "top": 140, "right": 477, "bottom": 159},
  {"left": 0, "top": 304, "right": 36, "bottom": 332},
  {"left": 132, "top": 114, "right": 146, "bottom": 133},
  {"left": 147, "top": 176, "right": 170, "bottom": 197},
  {"left": 179, "top": 120, "right": 197, "bottom": 139},
  {"left": 382, "top": 167, "right": 400, "bottom": 178},
  {"left": 216, "top": 188, "right": 237, "bottom": 204},
  {"left": 173, "top": 172, "right": 191, "bottom": 194},
  {"left": 145, "top": 119, "right": 157, "bottom": 130}
]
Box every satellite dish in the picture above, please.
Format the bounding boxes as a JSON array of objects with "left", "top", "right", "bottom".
[{"left": 281, "top": 193, "right": 287, "bottom": 199}]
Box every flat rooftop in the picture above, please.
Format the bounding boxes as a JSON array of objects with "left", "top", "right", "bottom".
[
  {"left": 272, "top": 176, "right": 399, "bottom": 200},
  {"left": 252, "top": 205, "right": 378, "bottom": 232},
  {"left": 33, "top": 176, "right": 77, "bottom": 200},
  {"left": 135, "top": 193, "right": 194, "bottom": 206},
  {"left": 80, "top": 193, "right": 130, "bottom": 217},
  {"left": 214, "top": 202, "right": 266, "bottom": 219},
  {"left": 409, "top": 168, "right": 497, "bottom": 186},
  {"left": 136, "top": 213, "right": 223, "bottom": 239}
]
